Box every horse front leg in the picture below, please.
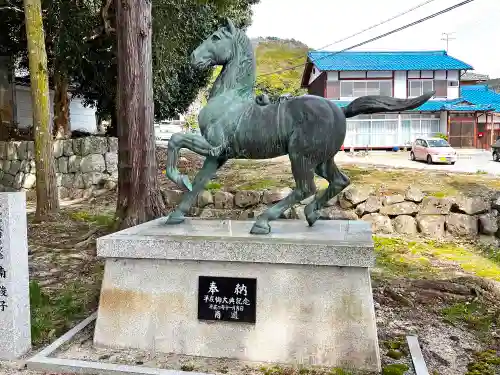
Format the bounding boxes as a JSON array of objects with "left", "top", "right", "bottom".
[
  {"left": 164, "top": 156, "right": 227, "bottom": 225},
  {"left": 165, "top": 132, "right": 217, "bottom": 191}
]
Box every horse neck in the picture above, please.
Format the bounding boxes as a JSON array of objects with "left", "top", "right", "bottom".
[{"left": 209, "top": 41, "right": 255, "bottom": 100}]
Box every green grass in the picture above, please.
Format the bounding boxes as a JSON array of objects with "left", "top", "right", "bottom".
[
  {"left": 205, "top": 181, "right": 222, "bottom": 191},
  {"left": 30, "top": 279, "right": 99, "bottom": 346},
  {"left": 441, "top": 301, "right": 497, "bottom": 341},
  {"left": 465, "top": 350, "right": 500, "bottom": 375},
  {"left": 70, "top": 210, "right": 116, "bottom": 229},
  {"left": 373, "top": 236, "right": 500, "bottom": 281},
  {"left": 381, "top": 364, "right": 409, "bottom": 375}
]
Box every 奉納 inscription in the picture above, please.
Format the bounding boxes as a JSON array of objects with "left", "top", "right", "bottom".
[
  {"left": 198, "top": 276, "right": 257, "bottom": 323},
  {"left": 0, "top": 212, "right": 6, "bottom": 313}
]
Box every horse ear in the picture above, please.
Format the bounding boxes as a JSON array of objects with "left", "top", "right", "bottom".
[{"left": 225, "top": 17, "right": 236, "bottom": 34}]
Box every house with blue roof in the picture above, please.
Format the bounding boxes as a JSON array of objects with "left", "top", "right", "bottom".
[{"left": 301, "top": 50, "right": 500, "bottom": 150}]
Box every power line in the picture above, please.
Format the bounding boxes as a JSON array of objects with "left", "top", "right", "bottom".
[
  {"left": 316, "top": 0, "right": 439, "bottom": 51},
  {"left": 441, "top": 32, "right": 456, "bottom": 52},
  {"left": 258, "top": 0, "right": 475, "bottom": 77}
]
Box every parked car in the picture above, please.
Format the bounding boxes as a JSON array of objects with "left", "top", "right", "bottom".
[
  {"left": 410, "top": 137, "right": 457, "bottom": 165},
  {"left": 492, "top": 139, "right": 500, "bottom": 162}
]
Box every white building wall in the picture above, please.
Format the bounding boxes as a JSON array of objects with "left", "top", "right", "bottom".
[
  {"left": 394, "top": 71, "right": 407, "bottom": 98},
  {"left": 440, "top": 111, "right": 448, "bottom": 135},
  {"left": 15, "top": 85, "right": 97, "bottom": 133},
  {"left": 308, "top": 67, "right": 322, "bottom": 85},
  {"left": 447, "top": 70, "right": 460, "bottom": 99}
]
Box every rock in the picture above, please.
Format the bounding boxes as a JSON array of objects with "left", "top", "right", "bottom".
[
  {"left": 478, "top": 235, "right": 499, "bottom": 248},
  {"left": 61, "top": 173, "right": 75, "bottom": 189},
  {"left": 234, "top": 190, "right": 261, "bottom": 208},
  {"left": 20, "top": 160, "right": 31, "bottom": 173},
  {"left": 53, "top": 140, "right": 64, "bottom": 158},
  {"left": 355, "top": 203, "right": 366, "bottom": 217},
  {"left": 62, "top": 139, "right": 74, "bottom": 156},
  {"left": 13, "top": 172, "right": 24, "bottom": 189},
  {"left": 82, "top": 172, "right": 105, "bottom": 188},
  {"left": 108, "top": 137, "right": 118, "bottom": 153},
  {"left": 446, "top": 213, "right": 478, "bottom": 237},
  {"left": 9, "top": 160, "right": 21, "bottom": 175},
  {"left": 320, "top": 206, "right": 358, "bottom": 220},
  {"left": 383, "top": 194, "right": 404, "bottom": 206},
  {"left": 300, "top": 195, "right": 315, "bottom": 205},
  {"left": 419, "top": 197, "right": 453, "bottom": 215},
  {"left": 72, "top": 138, "right": 82, "bottom": 155},
  {"left": 104, "top": 179, "right": 117, "bottom": 190},
  {"left": 74, "top": 173, "right": 86, "bottom": 189},
  {"left": 339, "top": 195, "right": 354, "bottom": 209},
  {"left": 26, "top": 141, "right": 34, "bottom": 159},
  {"left": 58, "top": 157, "right": 69, "bottom": 173},
  {"left": 362, "top": 213, "right": 393, "bottom": 234},
  {"left": 17, "top": 142, "right": 28, "bottom": 160},
  {"left": 214, "top": 191, "right": 234, "bottom": 209},
  {"left": 404, "top": 186, "right": 425, "bottom": 203},
  {"left": 291, "top": 205, "right": 306, "bottom": 220},
  {"left": 81, "top": 136, "right": 108, "bottom": 156},
  {"left": 80, "top": 154, "right": 106, "bottom": 173},
  {"left": 380, "top": 202, "right": 419, "bottom": 216},
  {"left": 492, "top": 196, "right": 500, "bottom": 210},
  {"left": 453, "top": 196, "right": 490, "bottom": 215},
  {"left": 324, "top": 195, "right": 339, "bottom": 207},
  {"left": 162, "top": 189, "right": 183, "bottom": 206},
  {"left": 2, "top": 160, "right": 11, "bottom": 174},
  {"left": 417, "top": 215, "right": 445, "bottom": 238},
  {"left": 68, "top": 155, "right": 82, "bottom": 173},
  {"left": 4, "top": 142, "right": 16, "bottom": 160},
  {"left": 0, "top": 142, "right": 5, "bottom": 159},
  {"left": 104, "top": 152, "right": 118, "bottom": 173},
  {"left": 197, "top": 190, "right": 213, "bottom": 208},
  {"left": 23, "top": 173, "right": 36, "bottom": 189},
  {"left": 343, "top": 185, "right": 373, "bottom": 205},
  {"left": 58, "top": 186, "right": 70, "bottom": 200},
  {"left": 392, "top": 215, "right": 417, "bottom": 235},
  {"left": 479, "top": 213, "right": 498, "bottom": 235},
  {"left": 56, "top": 173, "right": 62, "bottom": 187},
  {"left": 263, "top": 187, "right": 292, "bottom": 204}
]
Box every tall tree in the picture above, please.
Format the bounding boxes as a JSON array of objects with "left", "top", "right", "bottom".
[
  {"left": 22, "top": 0, "right": 59, "bottom": 218},
  {"left": 115, "top": 0, "right": 164, "bottom": 228}
]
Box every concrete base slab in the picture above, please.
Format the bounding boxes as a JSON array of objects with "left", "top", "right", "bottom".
[
  {"left": 26, "top": 313, "right": 213, "bottom": 375},
  {"left": 93, "top": 218, "right": 381, "bottom": 372}
]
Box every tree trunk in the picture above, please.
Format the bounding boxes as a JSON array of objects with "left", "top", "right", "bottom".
[
  {"left": 115, "top": 0, "right": 165, "bottom": 229},
  {"left": 23, "top": 0, "right": 60, "bottom": 219},
  {"left": 53, "top": 69, "right": 71, "bottom": 139}
]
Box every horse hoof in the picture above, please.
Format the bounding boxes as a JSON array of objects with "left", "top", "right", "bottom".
[
  {"left": 306, "top": 211, "right": 320, "bottom": 227},
  {"left": 164, "top": 212, "right": 186, "bottom": 225},
  {"left": 180, "top": 175, "right": 193, "bottom": 192},
  {"left": 250, "top": 221, "right": 271, "bottom": 235}
]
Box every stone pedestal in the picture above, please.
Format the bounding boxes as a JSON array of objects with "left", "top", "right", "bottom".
[{"left": 93, "top": 218, "right": 380, "bottom": 372}]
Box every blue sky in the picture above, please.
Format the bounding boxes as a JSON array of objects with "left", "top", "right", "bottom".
[{"left": 246, "top": 0, "right": 499, "bottom": 78}]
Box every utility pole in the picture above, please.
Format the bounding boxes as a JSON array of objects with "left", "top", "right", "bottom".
[{"left": 441, "top": 32, "right": 456, "bottom": 52}]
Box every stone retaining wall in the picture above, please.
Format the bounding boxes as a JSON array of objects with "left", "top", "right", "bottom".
[
  {"left": 162, "top": 185, "right": 500, "bottom": 242},
  {"left": 0, "top": 137, "right": 118, "bottom": 199}
]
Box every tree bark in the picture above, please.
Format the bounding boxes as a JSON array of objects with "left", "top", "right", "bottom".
[
  {"left": 53, "top": 68, "right": 71, "bottom": 139},
  {"left": 115, "top": 0, "right": 165, "bottom": 229},
  {"left": 23, "top": 0, "right": 60, "bottom": 219}
]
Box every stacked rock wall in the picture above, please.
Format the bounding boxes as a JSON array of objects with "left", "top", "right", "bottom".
[
  {"left": 0, "top": 137, "right": 118, "bottom": 199},
  {"left": 162, "top": 185, "right": 500, "bottom": 242}
]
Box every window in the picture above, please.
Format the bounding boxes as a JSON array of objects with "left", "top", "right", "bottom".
[
  {"left": 448, "top": 81, "right": 459, "bottom": 87},
  {"left": 344, "top": 114, "right": 398, "bottom": 147},
  {"left": 340, "top": 80, "right": 392, "bottom": 98},
  {"left": 409, "top": 80, "right": 434, "bottom": 97},
  {"left": 401, "top": 114, "right": 441, "bottom": 144}
]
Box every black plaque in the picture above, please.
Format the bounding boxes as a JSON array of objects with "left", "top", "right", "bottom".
[{"left": 197, "top": 276, "right": 257, "bottom": 323}]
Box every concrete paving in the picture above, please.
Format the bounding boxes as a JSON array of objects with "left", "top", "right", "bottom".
[{"left": 335, "top": 150, "right": 500, "bottom": 175}]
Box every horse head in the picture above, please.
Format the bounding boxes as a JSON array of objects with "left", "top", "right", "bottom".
[{"left": 191, "top": 18, "right": 237, "bottom": 70}]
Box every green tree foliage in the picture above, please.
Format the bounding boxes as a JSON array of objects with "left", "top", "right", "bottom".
[
  {"left": 1, "top": 0, "right": 259, "bottom": 124},
  {"left": 253, "top": 37, "right": 310, "bottom": 102}
]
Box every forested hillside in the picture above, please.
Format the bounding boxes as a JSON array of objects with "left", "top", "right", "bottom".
[{"left": 252, "top": 37, "right": 310, "bottom": 100}]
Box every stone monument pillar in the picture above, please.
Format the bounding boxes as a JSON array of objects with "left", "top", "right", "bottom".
[
  {"left": 94, "top": 218, "right": 380, "bottom": 372},
  {"left": 0, "top": 192, "right": 31, "bottom": 360}
]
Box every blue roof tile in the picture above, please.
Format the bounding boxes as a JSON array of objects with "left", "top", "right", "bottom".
[
  {"left": 460, "top": 85, "right": 500, "bottom": 112},
  {"left": 309, "top": 50, "right": 473, "bottom": 71}
]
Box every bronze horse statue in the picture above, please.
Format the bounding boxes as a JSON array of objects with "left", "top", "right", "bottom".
[{"left": 164, "top": 18, "right": 434, "bottom": 234}]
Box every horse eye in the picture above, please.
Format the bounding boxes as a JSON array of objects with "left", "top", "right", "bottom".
[{"left": 211, "top": 34, "right": 220, "bottom": 42}]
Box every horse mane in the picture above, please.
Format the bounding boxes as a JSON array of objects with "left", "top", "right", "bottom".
[{"left": 209, "top": 28, "right": 256, "bottom": 100}]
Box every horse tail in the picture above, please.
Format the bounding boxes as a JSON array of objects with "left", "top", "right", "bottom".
[{"left": 342, "top": 91, "right": 435, "bottom": 118}]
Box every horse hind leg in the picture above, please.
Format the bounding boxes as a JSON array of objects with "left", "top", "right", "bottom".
[
  {"left": 250, "top": 155, "right": 316, "bottom": 235},
  {"left": 304, "top": 158, "right": 351, "bottom": 227}
]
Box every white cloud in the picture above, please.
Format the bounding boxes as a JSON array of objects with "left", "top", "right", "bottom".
[{"left": 247, "top": 0, "right": 500, "bottom": 77}]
